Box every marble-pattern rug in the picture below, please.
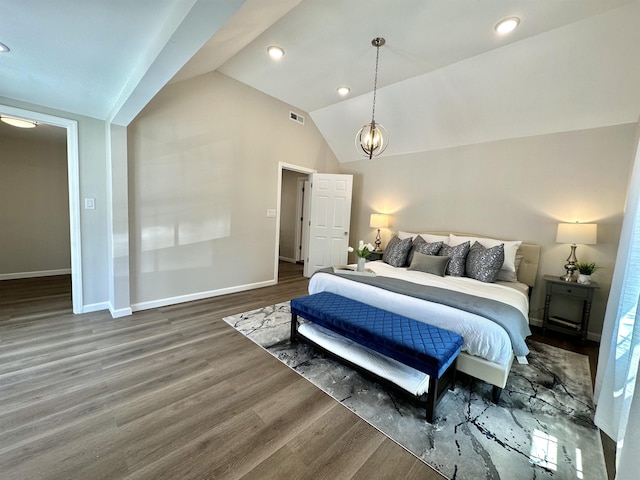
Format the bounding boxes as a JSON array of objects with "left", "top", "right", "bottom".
[{"left": 224, "top": 302, "right": 607, "bottom": 480}]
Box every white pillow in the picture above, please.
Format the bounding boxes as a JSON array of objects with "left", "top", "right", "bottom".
[
  {"left": 398, "top": 231, "right": 449, "bottom": 244},
  {"left": 449, "top": 234, "right": 522, "bottom": 273}
]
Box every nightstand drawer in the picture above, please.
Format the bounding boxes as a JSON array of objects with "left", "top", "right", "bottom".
[{"left": 550, "top": 283, "right": 589, "bottom": 299}]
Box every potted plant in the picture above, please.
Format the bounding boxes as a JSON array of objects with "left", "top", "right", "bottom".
[
  {"left": 576, "top": 262, "right": 599, "bottom": 284},
  {"left": 348, "top": 240, "right": 375, "bottom": 271}
]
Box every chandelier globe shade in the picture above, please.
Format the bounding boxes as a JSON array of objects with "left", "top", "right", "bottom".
[{"left": 356, "top": 121, "right": 388, "bottom": 158}]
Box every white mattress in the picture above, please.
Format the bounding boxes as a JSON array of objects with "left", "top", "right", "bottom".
[{"left": 308, "top": 261, "right": 530, "bottom": 366}]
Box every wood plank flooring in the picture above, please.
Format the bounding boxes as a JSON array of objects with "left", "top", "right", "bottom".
[
  {"left": 0, "top": 263, "right": 614, "bottom": 479},
  {"left": 0, "top": 264, "right": 437, "bottom": 480}
]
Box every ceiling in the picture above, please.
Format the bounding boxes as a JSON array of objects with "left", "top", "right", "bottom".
[{"left": 2, "top": 0, "right": 639, "bottom": 162}]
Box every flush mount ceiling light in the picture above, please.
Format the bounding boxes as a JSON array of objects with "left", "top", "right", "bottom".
[
  {"left": 495, "top": 17, "right": 520, "bottom": 34},
  {"left": 267, "top": 45, "right": 285, "bottom": 59},
  {"left": 355, "top": 37, "right": 388, "bottom": 159},
  {"left": 0, "top": 115, "right": 37, "bottom": 129},
  {"left": 337, "top": 86, "right": 351, "bottom": 96},
  {"left": 0, "top": 41, "right": 9, "bottom": 53}
]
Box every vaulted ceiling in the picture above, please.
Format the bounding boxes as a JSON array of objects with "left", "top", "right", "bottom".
[{"left": 2, "top": 0, "right": 638, "bottom": 162}]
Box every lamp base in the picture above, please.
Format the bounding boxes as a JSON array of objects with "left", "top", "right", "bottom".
[
  {"left": 560, "top": 244, "right": 578, "bottom": 282},
  {"left": 559, "top": 271, "right": 577, "bottom": 282},
  {"left": 374, "top": 229, "right": 382, "bottom": 251}
]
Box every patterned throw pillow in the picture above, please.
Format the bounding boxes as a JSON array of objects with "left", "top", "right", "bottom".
[
  {"left": 382, "top": 235, "right": 413, "bottom": 267},
  {"left": 438, "top": 241, "right": 470, "bottom": 277},
  {"left": 406, "top": 236, "right": 443, "bottom": 266},
  {"left": 466, "top": 241, "right": 505, "bottom": 283}
]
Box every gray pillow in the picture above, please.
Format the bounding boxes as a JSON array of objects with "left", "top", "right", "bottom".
[
  {"left": 466, "top": 241, "right": 505, "bottom": 283},
  {"left": 406, "top": 236, "right": 443, "bottom": 266},
  {"left": 438, "top": 241, "right": 470, "bottom": 277},
  {"left": 496, "top": 254, "right": 524, "bottom": 282},
  {"left": 408, "top": 252, "right": 450, "bottom": 276},
  {"left": 382, "top": 235, "right": 413, "bottom": 267}
]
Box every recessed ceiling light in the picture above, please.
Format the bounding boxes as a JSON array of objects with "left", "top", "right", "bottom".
[
  {"left": 495, "top": 17, "right": 520, "bottom": 34},
  {"left": 0, "top": 115, "right": 37, "bottom": 128},
  {"left": 267, "top": 46, "right": 285, "bottom": 60},
  {"left": 337, "top": 86, "right": 351, "bottom": 96},
  {"left": 0, "top": 41, "right": 9, "bottom": 53}
]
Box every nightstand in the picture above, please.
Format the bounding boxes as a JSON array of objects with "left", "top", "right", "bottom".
[
  {"left": 542, "top": 275, "right": 599, "bottom": 343},
  {"left": 367, "top": 250, "right": 384, "bottom": 261}
]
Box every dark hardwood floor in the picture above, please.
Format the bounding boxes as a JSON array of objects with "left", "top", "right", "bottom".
[{"left": 0, "top": 263, "right": 614, "bottom": 479}]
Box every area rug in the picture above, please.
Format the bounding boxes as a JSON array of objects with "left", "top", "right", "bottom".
[{"left": 224, "top": 302, "right": 607, "bottom": 480}]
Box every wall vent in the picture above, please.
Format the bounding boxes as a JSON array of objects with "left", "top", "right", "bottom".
[{"left": 289, "top": 111, "right": 305, "bottom": 125}]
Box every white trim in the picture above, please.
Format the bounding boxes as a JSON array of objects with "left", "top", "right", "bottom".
[
  {"left": 294, "top": 177, "right": 305, "bottom": 262},
  {"left": 109, "top": 305, "right": 133, "bottom": 318},
  {"left": 276, "top": 162, "right": 315, "bottom": 284},
  {"left": 529, "top": 317, "right": 543, "bottom": 327},
  {"left": 0, "top": 104, "right": 83, "bottom": 314},
  {"left": 82, "top": 302, "right": 110, "bottom": 314},
  {"left": 131, "top": 279, "right": 277, "bottom": 312},
  {"left": 0, "top": 269, "right": 72, "bottom": 280}
]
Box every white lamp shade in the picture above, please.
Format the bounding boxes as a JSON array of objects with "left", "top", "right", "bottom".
[
  {"left": 556, "top": 223, "right": 597, "bottom": 245},
  {"left": 369, "top": 213, "right": 389, "bottom": 229}
]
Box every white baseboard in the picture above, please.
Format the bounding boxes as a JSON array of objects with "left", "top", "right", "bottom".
[
  {"left": 109, "top": 304, "right": 133, "bottom": 318},
  {"left": 529, "top": 316, "right": 601, "bottom": 343},
  {"left": 0, "top": 268, "right": 72, "bottom": 281},
  {"left": 82, "top": 302, "right": 110, "bottom": 314},
  {"left": 529, "top": 317, "right": 543, "bottom": 327},
  {"left": 279, "top": 256, "right": 297, "bottom": 263},
  {"left": 131, "top": 279, "right": 277, "bottom": 312}
]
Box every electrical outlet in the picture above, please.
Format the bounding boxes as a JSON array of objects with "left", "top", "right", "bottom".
[{"left": 267, "top": 209, "right": 276, "bottom": 218}]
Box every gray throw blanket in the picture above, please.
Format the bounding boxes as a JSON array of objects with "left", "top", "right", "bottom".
[{"left": 319, "top": 268, "right": 531, "bottom": 357}]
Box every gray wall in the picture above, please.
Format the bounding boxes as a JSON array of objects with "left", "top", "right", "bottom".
[
  {"left": 340, "top": 124, "right": 637, "bottom": 339},
  {"left": 0, "top": 130, "right": 70, "bottom": 276},
  {"left": 127, "top": 72, "right": 339, "bottom": 308}
]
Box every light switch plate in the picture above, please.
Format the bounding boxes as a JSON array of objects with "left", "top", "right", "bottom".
[
  {"left": 266, "top": 209, "right": 276, "bottom": 218},
  {"left": 84, "top": 197, "right": 95, "bottom": 210}
]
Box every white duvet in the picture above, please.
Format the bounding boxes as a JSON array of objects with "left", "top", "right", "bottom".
[{"left": 308, "top": 261, "right": 530, "bottom": 367}]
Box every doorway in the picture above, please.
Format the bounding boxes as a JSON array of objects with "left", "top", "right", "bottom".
[
  {"left": 275, "top": 164, "right": 354, "bottom": 281},
  {"left": 276, "top": 163, "right": 314, "bottom": 282},
  {"left": 0, "top": 104, "right": 83, "bottom": 313}
]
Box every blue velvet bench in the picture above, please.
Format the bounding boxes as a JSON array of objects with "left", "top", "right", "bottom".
[{"left": 290, "top": 291, "right": 463, "bottom": 422}]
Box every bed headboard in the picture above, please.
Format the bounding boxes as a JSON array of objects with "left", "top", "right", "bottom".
[{"left": 415, "top": 232, "right": 541, "bottom": 288}]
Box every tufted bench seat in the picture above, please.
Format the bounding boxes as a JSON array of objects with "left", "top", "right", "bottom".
[{"left": 290, "top": 291, "right": 463, "bottom": 422}]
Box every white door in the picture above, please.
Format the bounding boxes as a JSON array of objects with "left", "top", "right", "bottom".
[{"left": 304, "top": 173, "right": 353, "bottom": 277}]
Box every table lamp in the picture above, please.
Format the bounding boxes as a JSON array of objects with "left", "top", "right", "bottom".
[
  {"left": 369, "top": 213, "right": 389, "bottom": 251},
  {"left": 556, "top": 222, "right": 597, "bottom": 282}
]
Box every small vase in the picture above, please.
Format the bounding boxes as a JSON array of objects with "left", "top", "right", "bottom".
[
  {"left": 577, "top": 274, "right": 591, "bottom": 285},
  {"left": 356, "top": 256, "right": 366, "bottom": 272}
]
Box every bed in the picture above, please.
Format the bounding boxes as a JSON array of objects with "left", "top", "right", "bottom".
[{"left": 302, "top": 231, "right": 540, "bottom": 401}]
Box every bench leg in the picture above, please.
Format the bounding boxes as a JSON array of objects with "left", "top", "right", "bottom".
[
  {"left": 449, "top": 358, "right": 458, "bottom": 392},
  {"left": 492, "top": 386, "right": 502, "bottom": 404},
  {"left": 426, "top": 376, "right": 437, "bottom": 423},
  {"left": 290, "top": 312, "right": 298, "bottom": 342}
]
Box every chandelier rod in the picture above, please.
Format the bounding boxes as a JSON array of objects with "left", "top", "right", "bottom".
[{"left": 370, "top": 37, "right": 384, "bottom": 127}]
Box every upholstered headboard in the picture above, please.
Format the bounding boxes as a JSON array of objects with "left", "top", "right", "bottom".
[{"left": 403, "top": 231, "right": 541, "bottom": 288}]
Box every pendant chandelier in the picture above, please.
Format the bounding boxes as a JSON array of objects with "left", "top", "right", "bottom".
[{"left": 355, "top": 37, "right": 388, "bottom": 159}]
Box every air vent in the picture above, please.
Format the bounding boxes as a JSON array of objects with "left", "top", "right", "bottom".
[{"left": 289, "top": 111, "right": 305, "bottom": 125}]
